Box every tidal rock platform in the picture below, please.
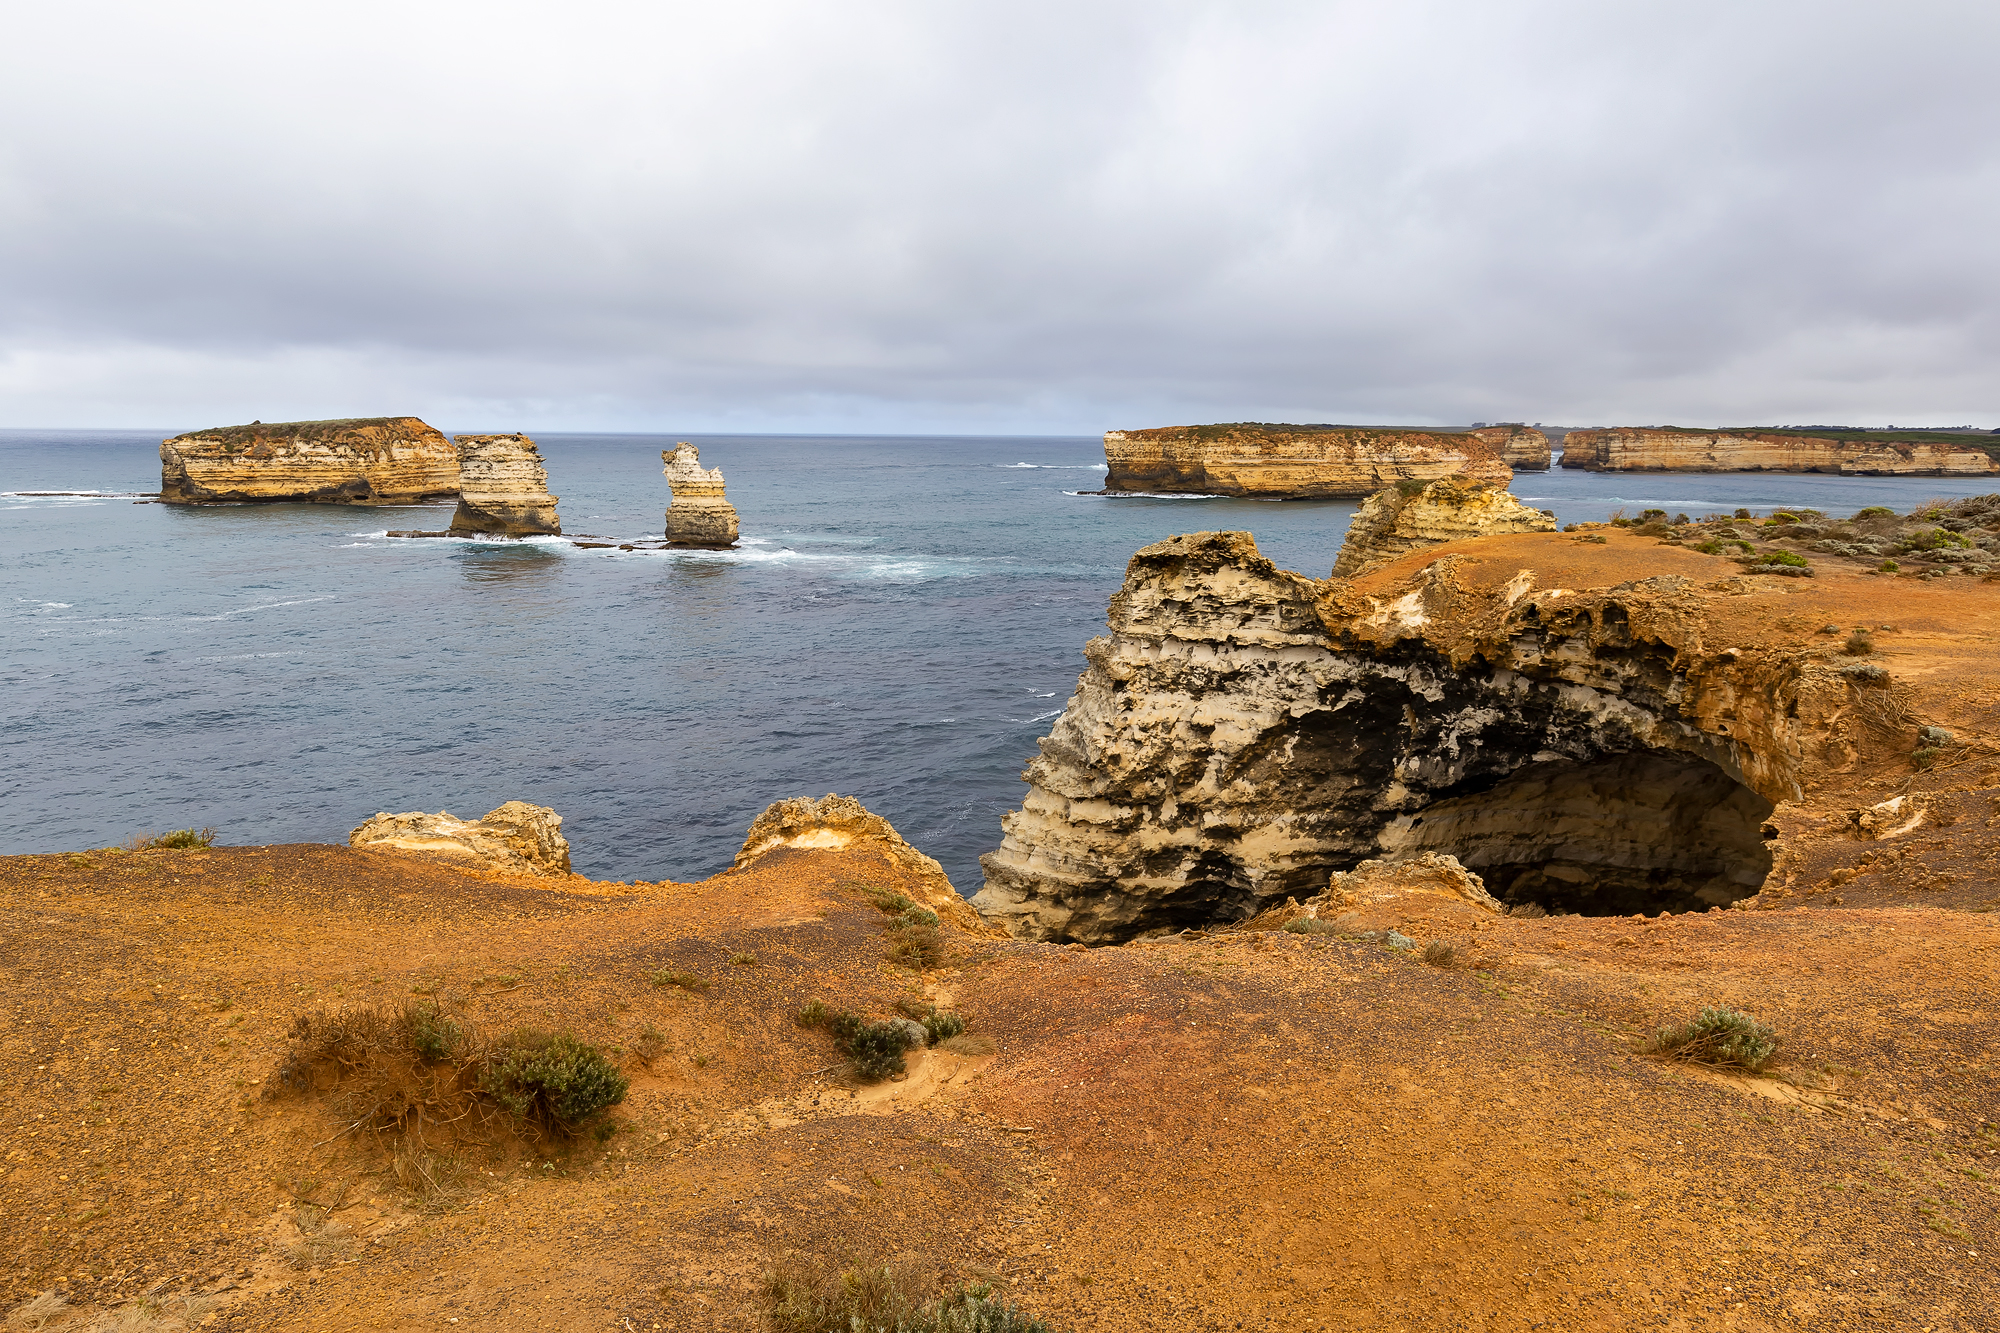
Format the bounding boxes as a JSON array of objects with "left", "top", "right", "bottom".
[
  {"left": 159, "top": 417, "right": 459, "bottom": 505},
  {"left": 448, "top": 434, "right": 561, "bottom": 536},
  {"left": 663, "top": 443, "right": 739, "bottom": 547}
]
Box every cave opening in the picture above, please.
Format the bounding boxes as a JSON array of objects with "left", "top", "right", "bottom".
[{"left": 1388, "top": 750, "right": 1773, "bottom": 915}]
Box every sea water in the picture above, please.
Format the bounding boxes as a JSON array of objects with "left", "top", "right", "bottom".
[{"left": 7, "top": 428, "right": 1997, "bottom": 890}]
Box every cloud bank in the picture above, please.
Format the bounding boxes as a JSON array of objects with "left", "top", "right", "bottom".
[{"left": 2, "top": 0, "right": 1995, "bottom": 431}]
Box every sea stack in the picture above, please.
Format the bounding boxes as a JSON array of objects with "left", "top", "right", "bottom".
[
  {"left": 663, "top": 443, "right": 739, "bottom": 547},
  {"left": 447, "top": 434, "right": 561, "bottom": 536},
  {"left": 1470, "top": 424, "right": 1553, "bottom": 471},
  {"left": 158, "top": 417, "right": 459, "bottom": 505}
]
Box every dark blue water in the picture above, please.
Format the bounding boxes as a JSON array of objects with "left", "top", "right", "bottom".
[{"left": 8, "top": 428, "right": 1998, "bottom": 890}]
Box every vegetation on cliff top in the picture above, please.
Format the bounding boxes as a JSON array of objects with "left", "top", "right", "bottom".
[{"left": 170, "top": 417, "right": 433, "bottom": 444}]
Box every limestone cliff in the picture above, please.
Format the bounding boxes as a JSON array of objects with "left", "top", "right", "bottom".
[
  {"left": 1102, "top": 424, "right": 1511, "bottom": 497},
  {"left": 974, "top": 523, "right": 1996, "bottom": 943},
  {"left": 1330, "top": 479, "right": 1556, "bottom": 577},
  {"left": 663, "top": 444, "right": 739, "bottom": 547},
  {"left": 349, "top": 801, "right": 572, "bottom": 875},
  {"left": 159, "top": 417, "right": 458, "bottom": 505},
  {"left": 734, "top": 793, "right": 994, "bottom": 934},
  {"left": 1561, "top": 427, "right": 2000, "bottom": 474},
  {"left": 448, "top": 434, "right": 561, "bottom": 536},
  {"left": 1470, "top": 424, "right": 1551, "bottom": 471}
]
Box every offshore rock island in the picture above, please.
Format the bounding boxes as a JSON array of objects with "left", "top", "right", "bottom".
[
  {"left": 662, "top": 443, "right": 739, "bottom": 547},
  {"left": 1101, "top": 422, "right": 1513, "bottom": 496},
  {"left": 158, "top": 417, "right": 459, "bottom": 505},
  {"left": 447, "top": 433, "right": 562, "bottom": 536},
  {"left": 976, "top": 498, "right": 2000, "bottom": 944},
  {"left": 1562, "top": 425, "right": 2000, "bottom": 474}
]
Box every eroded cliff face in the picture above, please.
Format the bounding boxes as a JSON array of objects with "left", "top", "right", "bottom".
[
  {"left": 159, "top": 417, "right": 459, "bottom": 504},
  {"left": 972, "top": 527, "right": 1948, "bottom": 944},
  {"left": 1470, "top": 425, "right": 1551, "bottom": 471},
  {"left": 448, "top": 434, "right": 562, "bottom": 536},
  {"left": 1103, "top": 424, "right": 1511, "bottom": 497},
  {"left": 663, "top": 443, "right": 739, "bottom": 547},
  {"left": 1561, "top": 428, "right": 2000, "bottom": 475},
  {"left": 1330, "top": 480, "right": 1556, "bottom": 577}
]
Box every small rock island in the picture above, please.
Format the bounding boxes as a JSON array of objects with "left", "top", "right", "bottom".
[
  {"left": 663, "top": 443, "right": 739, "bottom": 547},
  {"left": 158, "top": 417, "right": 460, "bottom": 505},
  {"left": 448, "top": 434, "right": 562, "bottom": 536}
]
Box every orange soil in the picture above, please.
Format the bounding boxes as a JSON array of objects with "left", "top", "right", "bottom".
[{"left": 2, "top": 842, "right": 1997, "bottom": 1331}]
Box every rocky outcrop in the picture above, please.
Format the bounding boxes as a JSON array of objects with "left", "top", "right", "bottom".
[
  {"left": 663, "top": 444, "right": 739, "bottom": 547},
  {"left": 159, "top": 418, "right": 459, "bottom": 505},
  {"left": 1561, "top": 428, "right": 2000, "bottom": 474},
  {"left": 1470, "top": 425, "right": 1551, "bottom": 471},
  {"left": 1102, "top": 424, "right": 1511, "bottom": 497},
  {"left": 1330, "top": 480, "right": 1557, "bottom": 577},
  {"left": 448, "top": 435, "right": 561, "bottom": 536},
  {"left": 734, "top": 793, "right": 991, "bottom": 933},
  {"left": 974, "top": 526, "right": 1921, "bottom": 943},
  {"left": 349, "top": 801, "right": 573, "bottom": 875}
]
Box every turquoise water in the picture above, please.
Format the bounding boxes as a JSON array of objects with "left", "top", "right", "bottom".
[{"left": 7, "top": 428, "right": 1997, "bottom": 890}]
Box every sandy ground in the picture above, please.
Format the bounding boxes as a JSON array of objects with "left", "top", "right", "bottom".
[{"left": 2, "top": 841, "right": 1997, "bottom": 1331}]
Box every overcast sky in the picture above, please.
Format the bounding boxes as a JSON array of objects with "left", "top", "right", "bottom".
[{"left": 2, "top": 0, "right": 1995, "bottom": 433}]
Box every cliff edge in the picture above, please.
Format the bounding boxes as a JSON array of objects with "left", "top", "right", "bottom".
[
  {"left": 1330, "top": 478, "right": 1556, "bottom": 577},
  {"left": 976, "top": 510, "right": 2000, "bottom": 943},
  {"left": 1562, "top": 427, "right": 2000, "bottom": 474},
  {"left": 1470, "top": 424, "right": 1551, "bottom": 471},
  {"left": 159, "top": 417, "right": 459, "bottom": 505},
  {"left": 1102, "top": 423, "right": 1511, "bottom": 497}
]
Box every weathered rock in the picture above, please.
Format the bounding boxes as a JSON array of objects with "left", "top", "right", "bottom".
[
  {"left": 1318, "top": 853, "right": 1505, "bottom": 913},
  {"left": 349, "top": 801, "right": 573, "bottom": 875},
  {"left": 159, "top": 417, "right": 459, "bottom": 505},
  {"left": 1331, "top": 479, "right": 1557, "bottom": 577},
  {"left": 1102, "top": 424, "right": 1512, "bottom": 497},
  {"left": 663, "top": 444, "right": 739, "bottom": 547},
  {"left": 735, "top": 793, "right": 990, "bottom": 933},
  {"left": 1561, "top": 428, "right": 2000, "bottom": 475},
  {"left": 448, "top": 435, "right": 561, "bottom": 536},
  {"left": 975, "top": 527, "right": 1897, "bottom": 943},
  {"left": 1470, "top": 425, "right": 1552, "bottom": 471}
]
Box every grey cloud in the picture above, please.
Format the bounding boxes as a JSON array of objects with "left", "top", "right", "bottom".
[{"left": 2, "top": 0, "right": 1996, "bottom": 431}]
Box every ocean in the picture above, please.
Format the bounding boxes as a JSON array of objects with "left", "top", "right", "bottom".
[{"left": 8, "top": 428, "right": 1998, "bottom": 892}]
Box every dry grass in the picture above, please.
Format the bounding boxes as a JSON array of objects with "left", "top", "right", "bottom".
[
  {"left": 1646, "top": 1006, "right": 1777, "bottom": 1072},
  {"left": 1421, "top": 938, "right": 1472, "bottom": 969}
]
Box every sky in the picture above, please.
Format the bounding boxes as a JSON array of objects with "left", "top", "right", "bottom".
[{"left": 2, "top": 0, "right": 1996, "bottom": 434}]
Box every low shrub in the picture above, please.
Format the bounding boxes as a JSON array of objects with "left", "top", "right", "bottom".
[
  {"left": 1646, "top": 1006, "right": 1777, "bottom": 1071},
  {"left": 1842, "top": 631, "right": 1873, "bottom": 655},
  {"left": 1760, "top": 550, "right": 1809, "bottom": 568},
  {"left": 126, "top": 827, "right": 217, "bottom": 850},
  {"left": 478, "top": 1030, "right": 630, "bottom": 1132},
  {"left": 921, "top": 1008, "right": 966, "bottom": 1045},
  {"left": 1878, "top": 559, "right": 1900, "bottom": 573},
  {"left": 404, "top": 1002, "right": 463, "bottom": 1062},
  {"left": 1421, "top": 939, "right": 1469, "bottom": 969},
  {"left": 764, "top": 1247, "right": 1061, "bottom": 1333},
  {"left": 797, "top": 1001, "right": 931, "bottom": 1082},
  {"left": 1280, "top": 917, "right": 1339, "bottom": 935},
  {"left": 651, "top": 969, "right": 709, "bottom": 993},
  {"left": 1912, "top": 747, "right": 1944, "bottom": 771}
]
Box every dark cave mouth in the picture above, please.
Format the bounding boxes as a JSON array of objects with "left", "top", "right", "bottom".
[{"left": 1386, "top": 750, "right": 1774, "bottom": 916}]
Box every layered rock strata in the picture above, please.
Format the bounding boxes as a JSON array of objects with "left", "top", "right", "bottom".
[
  {"left": 159, "top": 417, "right": 459, "bottom": 505},
  {"left": 1470, "top": 424, "right": 1552, "bottom": 471},
  {"left": 1561, "top": 428, "right": 2000, "bottom": 474},
  {"left": 1102, "top": 424, "right": 1511, "bottom": 497},
  {"left": 663, "top": 444, "right": 739, "bottom": 547},
  {"left": 349, "top": 801, "right": 572, "bottom": 875},
  {"left": 974, "top": 526, "right": 1961, "bottom": 943},
  {"left": 448, "top": 434, "right": 561, "bottom": 536},
  {"left": 734, "top": 793, "right": 995, "bottom": 934},
  {"left": 1330, "top": 479, "right": 1557, "bottom": 577}
]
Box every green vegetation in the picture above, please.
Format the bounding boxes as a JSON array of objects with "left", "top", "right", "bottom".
[
  {"left": 1759, "top": 550, "right": 1810, "bottom": 569},
  {"left": 130, "top": 827, "right": 217, "bottom": 850},
  {"left": 797, "top": 999, "right": 962, "bottom": 1082},
  {"left": 1646, "top": 1006, "right": 1777, "bottom": 1071},
  {"left": 764, "top": 1248, "right": 1062, "bottom": 1333},
  {"left": 854, "top": 882, "right": 948, "bottom": 970},
  {"left": 477, "top": 1031, "right": 629, "bottom": 1132},
  {"left": 650, "top": 968, "right": 710, "bottom": 993}
]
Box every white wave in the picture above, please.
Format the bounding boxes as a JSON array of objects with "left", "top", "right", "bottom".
[
  {"left": 14, "top": 599, "right": 74, "bottom": 609},
  {"left": 192, "top": 651, "right": 303, "bottom": 663},
  {"left": 1000, "top": 462, "right": 1109, "bottom": 470},
  {"left": 1065, "top": 490, "right": 1225, "bottom": 500},
  {"left": 191, "top": 595, "right": 336, "bottom": 621},
  {"left": 1025, "top": 708, "right": 1065, "bottom": 722}
]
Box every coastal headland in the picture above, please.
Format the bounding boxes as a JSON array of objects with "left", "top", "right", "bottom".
[
  {"left": 158, "top": 418, "right": 460, "bottom": 505},
  {"left": 1101, "top": 423, "right": 1513, "bottom": 497},
  {"left": 7, "top": 500, "right": 2000, "bottom": 1330},
  {"left": 1562, "top": 426, "right": 2000, "bottom": 475}
]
